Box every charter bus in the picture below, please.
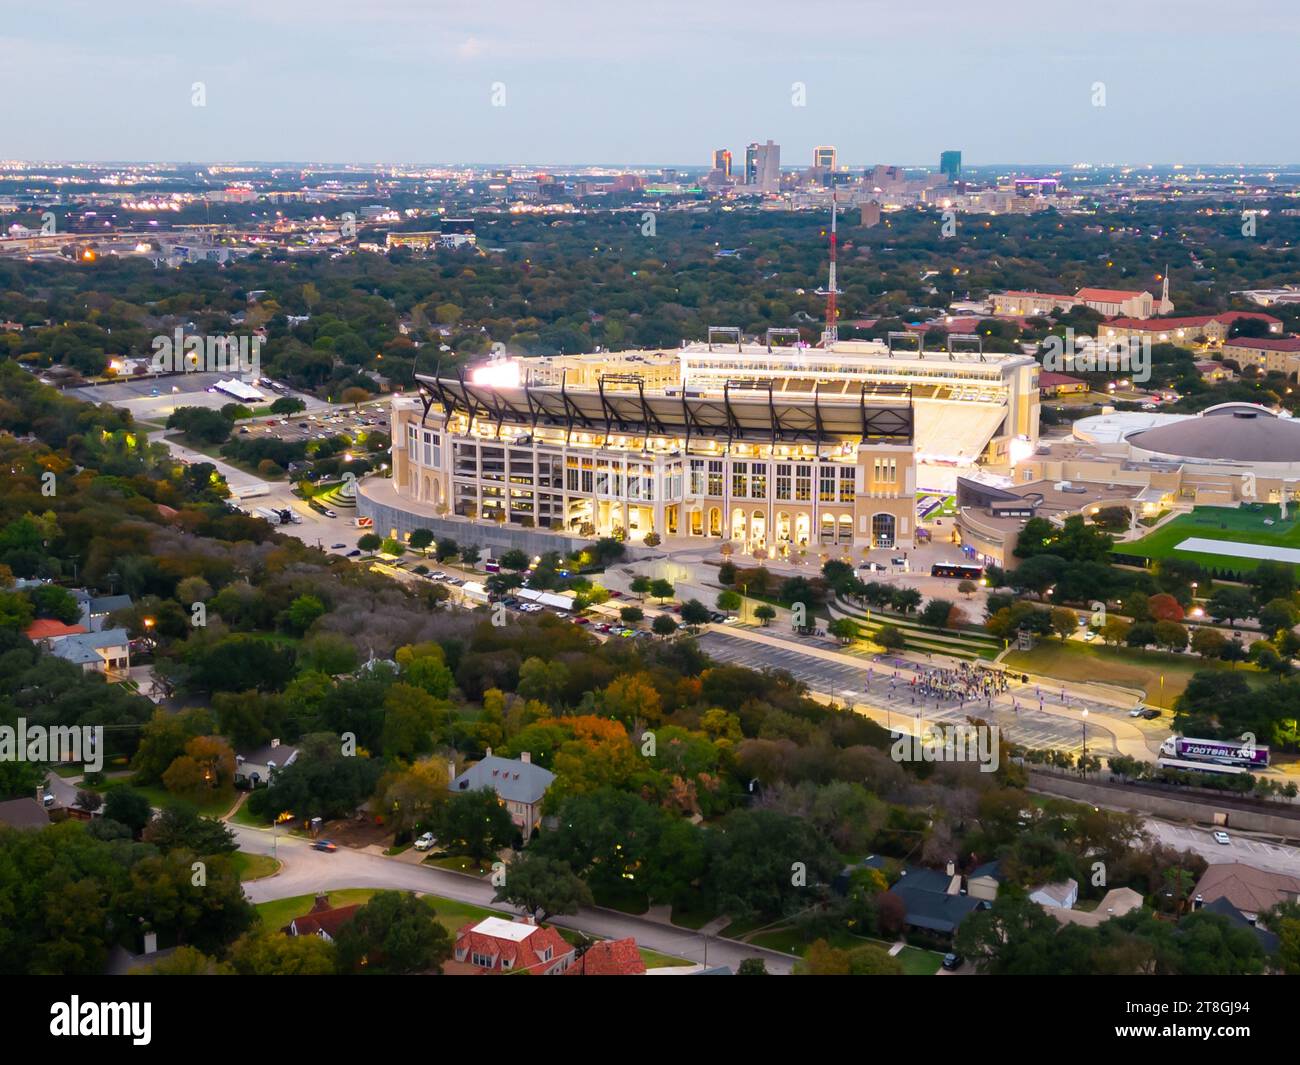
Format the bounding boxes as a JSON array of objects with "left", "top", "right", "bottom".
[{"left": 930, "top": 561, "right": 983, "bottom": 581}]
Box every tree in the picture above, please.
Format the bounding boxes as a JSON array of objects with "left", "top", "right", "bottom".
[
  {"left": 380, "top": 537, "right": 405, "bottom": 557},
  {"left": 736, "top": 958, "right": 769, "bottom": 975},
  {"left": 500, "top": 548, "right": 529, "bottom": 572},
  {"left": 1153, "top": 620, "right": 1189, "bottom": 652},
  {"left": 229, "top": 928, "right": 335, "bottom": 975},
  {"left": 1250, "top": 561, "right": 1296, "bottom": 607},
  {"left": 753, "top": 603, "right": 776, "bottom": 627},
  {"left": 461, "top": 544, "right": 481, "bottom": 566},
  {"left": 875, "top": 625, "right": 905, "bottom": 651},
  {"left": 436, "top": 788, "right": 516, "bottom": 866},
  {"left": 1101, "top": 617, "right": 1132, "bottom": 647},
  {"left": 1050, "top": 607, "right": 1078, "bottom": 641},
  {"left": 828, "top": 617, "right": 860, "bottom": 645},
  {"left": 144, "top": 802, "right": 237, "bottom": 856},
  {"left": 619, "top": 605, "right": 644, "bottom": 625},
  {"left": 434, "top": 537, "right": 460, "bottom": 562},
  {"left": 269, "top": 396, "right": 306, "bottom": 415},
  {"left": 957, "top": 579, "right": 978, "bottom": 599},
  {"left": 652, "top": 614, "right": 678, "bottom": 639},
  {"left": 1208, "top": 586, "right": 1255, "bottom": 626},
  {"left": 680, "top": 599, "right": 711, "bottom": 628},
  {"left": 492, "top": 855, "right": 593, "bottom": 922},
  {"left": 921, "top": 598, "right": 955, "bottom": 629},
  {"left": 333, "top": 891, "right": 452, "bottom": 975},
  {"left": 1148, "top": 593, "right": 1185, "bottom": 622},
  {"left": 103, "top": 788, "right": 153, "bottom": 836},
  {"left": 1190, "top": 627, "right": 1228, "bottom": 660},
  {"left": 357, "top": 532, "right": 382, "bottom": 552},
  {"left": 284, "top": 594, "right": 326, "bottom": 634},
  {"left": 340, "top": 386, "right": 371, "bottom": 411},
  {"left": 649, "top": 578, "right": 674, "bottom": 602},
  {"left": 890, "top": 587, "right": 922, "bottom": 614},
  {"left": 630, "top": 575, "right": 651, "bottom": 600},
  {"left": 408, "top": 528, "right": 435, "bottom": 554},
  {"left": 166, "top": 406, "right": 232, "bottom": 445},
  {"left": 716, "top": 590, "right": 742, "bottom": 614},
  {"left": 1258, "top": 597, "right": 1300, "bottom": 637}
]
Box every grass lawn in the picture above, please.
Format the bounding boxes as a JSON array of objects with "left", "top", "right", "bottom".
[
  {"left": 230, "top": 851, "right": 281, "bottom": 882},
  {"left": 1118, "top": 503, "right": 1300, "bottom": 573},
  {"left": 591, "top": 885, "right": 650, "bottom": 915},
  {"left": 51, "top": 764, "right": 85, "bottom": 779},
  {"left": 101, "top": 779, "right": 238, "bottom": 818},
  {"left": 425, "top": 854, "right": 490, "bottom": 875},
  {"left": 640, "top": 948, "right": 694, "bottom": 968},
  {"left": 1003, "top": 639, "right": 1265, "bottom": 709},
  {"left": 255, "top": 888, "right": 380, "bottom": 931},
  {"left": 670, "top": 902, "right": 718, "bottom": 930},
  {"left": 896, "top": 945, "right": 944, "bottom": 975},
  {"left": 228, "top": 799, "right": 271, "bottom": 828}
]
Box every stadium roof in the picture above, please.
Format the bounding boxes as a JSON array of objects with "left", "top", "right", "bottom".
[
  {"left": 1127, "top": 404, "right": 1300, "bottom": 463},
  {"left": 416, "top": 372, "right": 913, "bottom": 447}
]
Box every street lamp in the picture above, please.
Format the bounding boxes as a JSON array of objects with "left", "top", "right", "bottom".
[{"left": 1081, "top": 708, "right": 1089, "bottom": 759}]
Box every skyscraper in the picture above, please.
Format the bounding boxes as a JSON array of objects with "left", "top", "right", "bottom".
[
  {"left": 713, "top": 148, "right": 732, "bottom": 179},
  {"left": 746, "top": 140, "right": 780, "bottom": 192},
  {"left": 814, "top": 145, "right": 837, "bottom": 170},
  {"left": 940, "top": 150, "right": 962, "bottom": 182}
]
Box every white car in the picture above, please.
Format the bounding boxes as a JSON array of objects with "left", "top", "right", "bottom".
[
  {"left": 1128, "top": 708, "right": 1143, "bottom": 717},
  {"left": 413, "top": 832, "right": 436, "bottom": 851},
  {"left": 1213, "top": 831, "right": 1231, "bottom": 845}
]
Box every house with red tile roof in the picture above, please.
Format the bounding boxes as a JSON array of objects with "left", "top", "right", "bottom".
[
  {"left": 282, "top": 893, "right": 361, "bottom": 942},
  {"left": 453, "top": 916, "right": 574, "bottom": 975},
  {"left": 567, "top": 937, "right": 646, "bottom": 976},
  {"left": 1038, "top": 371, "right": 1089, "bottom": 396},
  {"left": 24, "top": 618, "right": 88, "bottom": 644}
]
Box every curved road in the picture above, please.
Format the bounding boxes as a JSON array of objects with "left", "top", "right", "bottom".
[{"left": 232, "top": 824, "right": 794, "bottom": 974}]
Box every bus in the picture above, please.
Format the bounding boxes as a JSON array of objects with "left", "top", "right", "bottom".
[{"left": 930, "top": 562, "right": 983, "bottom": 581}]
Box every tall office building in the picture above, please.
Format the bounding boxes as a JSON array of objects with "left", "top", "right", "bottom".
[
  {"left": 940, "top": 150, "right": 962, "bottom": 182},
  {"left": 745, "top": 140, "right": 780, "bottom": 192},
  {"left": 712, "top": 148, "right": 732, "bottom": 179},
  {"left": 814, "top": 145, "right": 837, "bottom": 170}
]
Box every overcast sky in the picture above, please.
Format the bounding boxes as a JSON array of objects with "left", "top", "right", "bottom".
[{"left": 5, "top": 0, "right": 1298, "bottom": 167}]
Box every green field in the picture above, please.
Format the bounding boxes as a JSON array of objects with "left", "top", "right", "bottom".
[
  {"left": 1004, "top": 639, "right": 1265, "bottom": 709},
  {"left": 1118, "top": 503, "right": 1300, "bottom": 573},
  {"left": 230, "top": 851, "right": 280, "bottom": 882}
]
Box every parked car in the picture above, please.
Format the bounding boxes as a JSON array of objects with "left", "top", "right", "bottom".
[
  {"left": 942, "top": 952, "right": 963, "bottom": 971},
  {"left": 1141, "top": 708, "right": 1161, "bottom": 720},
  {"left": 41, "top": 792, "right": 55, "bottom": 808},
  {"left": 347, "top": 549, "right": 361, "bottom": 557},
  {"left": 413, "top": 832, "right": 436, "bottom": 851},
  {"left": 1213, "top": 830, "right": 1231, "bottom": 845},
  {"left": 330, "top": 542, "right": 346, "bottom": 549},
  {"left": 1128, "top": 707, "right": 1144, "bottom": 717},
  {"left": 312, "top": 839, "right": 338, "bottom": 852}
]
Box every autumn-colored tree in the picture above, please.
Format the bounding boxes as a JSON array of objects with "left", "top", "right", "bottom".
[{"left": 599, "top": 672, "right": 663, "bottom": 727}]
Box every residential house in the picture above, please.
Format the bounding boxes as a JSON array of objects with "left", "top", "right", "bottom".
[
  {"left": 567, "top": 937, "right": 646, "bottom": 976},
  {"left": 0, "top": 796, "right": 51, "bottom": 831},
  {"left": 1049, "top": 887, "right": 1144, "bottom": 928},
  {"left": 24, "top": 618, "right": 88, "bottom": 647},
  {"left": 1199, "top": 897, "right": 1280, "bottom": 956},
  {"left": 234, "top": 739, "right": 299, "bottom": 788},
  {"left": 449, "top": 750, "right": 555, "bottom": 840},
  {"left": 452, "top": 916, "right": 574, "bottom": 975},
  {"left": 282, "top": 893, "right": 361, "bottom": 942},
  {"left": 966, "top": 859, "right": 1006, "bottom": 902},
  {"left": 1192, "top": 862, "right": 1300, "bottom": 924},
  {"left": 887, "top": 862, "right": 984, "bottom": 939},
  {"left": 49, "top": 628, "right": 132, "bottom": 679},
  {"left": 76, "top": 591, "right": 133, "bottom": 632},
  {"left": 1029, "top": 879, "right": 1079, "bottom": 909},
  {"left": 1195, "top": 360, "right": 1237, "bottom": 383}
]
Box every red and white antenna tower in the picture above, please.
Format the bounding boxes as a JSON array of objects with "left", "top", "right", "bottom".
[{"left": 816, "top": 191, "right": 841, "bottom": 346}]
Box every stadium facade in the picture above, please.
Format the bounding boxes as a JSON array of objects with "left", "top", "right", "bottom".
[{"left": 360, "top": 335, "right": 1042, "bottom": 557}]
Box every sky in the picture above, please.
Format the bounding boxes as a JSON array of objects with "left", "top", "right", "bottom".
[{"left": 4, "top": 0, "right": 1299, "bottom": 167}]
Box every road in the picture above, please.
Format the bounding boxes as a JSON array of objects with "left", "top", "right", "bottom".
[{"left": 232, "top": 824, "right": 793, "bottom": 974}]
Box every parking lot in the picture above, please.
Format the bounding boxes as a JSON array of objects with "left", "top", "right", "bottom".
[{"left": 68, "top": 371, "right": 328, "bottom": 423}]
